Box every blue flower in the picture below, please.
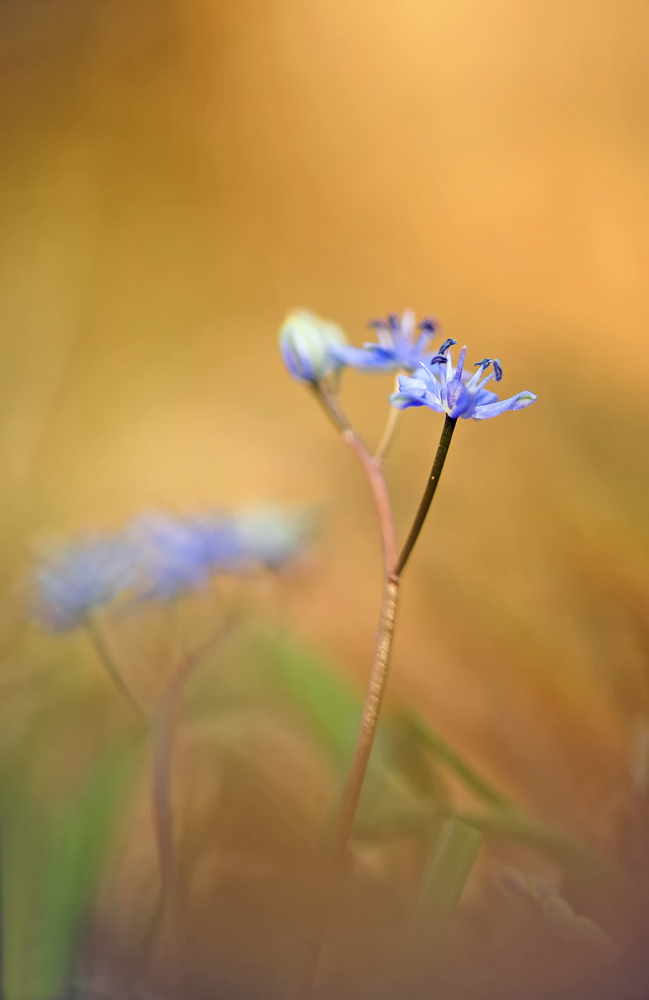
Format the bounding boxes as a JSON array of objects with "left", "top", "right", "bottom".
[
  {"left": 34, "top": 506, "right": 315, "bottom": 621},
  {"left": 329, "top": 310, "right": 438, "bottom": 374},
  {"left": 279, "top": 309, "right": 347, "bottom": 383},
  {"left": 390, "top": 341, "right": 537, "bottom": 419},
  {"left": 33, "top": 535, "right": 137, "bottom": 630},
  {"left": 235, "top": 506, "right": 313, "bottom": 568},
  {"left": 127, "top": 512, "right": 245, "bottom": 600}
]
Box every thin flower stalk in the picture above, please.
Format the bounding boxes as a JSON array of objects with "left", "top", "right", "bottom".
[
  {"left": 395, "top": 414, "right": 457, "bottom": 575},
  {"left": 312, "top": 383, "right": 398, "bottom": 573},
  {"left": 151, "top": 608, "right": 243, "bottom": 983},
  {"left": 84, "top": 615, "right": 145, "bottom": 719},
  {"left": 373, "top": 375, "right": 402, "bottom": 464},
  {"left": 281, "top": 308, "right": 536, "bottom": 1000},
  {"left": 298, "top": 397, "right": 456, "bottom": 1000}
]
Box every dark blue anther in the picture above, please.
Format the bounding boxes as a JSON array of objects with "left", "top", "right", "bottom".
[
  {"left": 493, "top": 358, "right": 503, "bottom": 381},
  {"left": 438, "top": 338, "right": 457, "bottom": 353},
  {"left": 474, "top": 358, "right": 492, "bottom": 371}
]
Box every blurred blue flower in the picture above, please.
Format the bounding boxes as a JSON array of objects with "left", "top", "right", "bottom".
[
  {"left": 33, "top": 535, "right": 137, "bottom": 630},
  {"left": 235, "top": 506, "right": 313, "bottom": 568},
  {"left": 279, "top": 309, "right": 347, "bottom": 383},
  {"left": 127, "top": 512, "right": 245, "bottom": 600},
  {"left": 329, "top": 310, "right": 438, "bottom": 374},
  {"left": 390, "top": 342, "right": 537, "bottom": 420},
  {"left": 34, "top": 505, "right": 315, "bottom": 621}
]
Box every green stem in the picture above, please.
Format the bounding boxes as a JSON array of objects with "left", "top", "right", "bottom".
[
  {"left": 455, "top": 810, "right": 626, "bottom": 898},
  {"left": 404, "top": 711, "right": 516, "bottom": 812},
  {"left": 395, "top": 414, "right": 457, "bottom": 576}
]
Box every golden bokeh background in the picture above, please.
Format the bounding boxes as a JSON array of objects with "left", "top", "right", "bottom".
[{"left": 2, "top": 0, "right": 649, "bottom": 859}]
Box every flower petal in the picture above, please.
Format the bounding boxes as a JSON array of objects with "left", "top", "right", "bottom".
[
  {"left": 475, "top": 388, "right": 498, "bottom": 405},
  {"left": 389, "top": 390, "right": 445, "bottom": 412},
  {"left": 449, "top": 385, "right": 478, "bottom": 419},
  {"left": 328, "top": 343, "right": 396, "bottom": 372},
  {"left": 473, "top": 391, "right": 537, "bottom": 420}
]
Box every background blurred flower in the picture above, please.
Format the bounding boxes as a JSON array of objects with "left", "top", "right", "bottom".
[
  {"left": 329, "top": 310, "right": 438, "bottom": 373},
  {"left": 33, "top": 535, "right": 137, "bottom": 630},
  {"left": 235, "top": 505, "right": 314, "bottom": 568},
  {"left": 126, "top": 511, "right": 245, "bottom": 600},
  {"left": 279, "top": 309, "right": 347, "bottom": 383}
]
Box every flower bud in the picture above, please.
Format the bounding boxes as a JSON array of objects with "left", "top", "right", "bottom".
[{"left": 279, "top": 309, "right": 346, "bottom": 383}]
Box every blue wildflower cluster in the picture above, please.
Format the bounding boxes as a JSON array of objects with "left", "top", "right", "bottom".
[
  {"left": 279, "top": 307, "right": 537, "bottom": 421},
  {"left": 279, "top": 309, "right": 437, "bottom": 382},
  {"left": 33, "top": 506, "right": 311, "bottom": 631}
]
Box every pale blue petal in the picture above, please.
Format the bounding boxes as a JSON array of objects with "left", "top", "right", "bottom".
[
  {"left": 329, "top": 343, "right": 396, "bottom": 372},
  {"left": 473, "top": 391, "right": 537, "bottom": 420},
  {"left": 475, "top": 388, "right": 498, "bottom": 405},
  {"left": 390, "top": 392, "right": 426, "bottom": 409},
  {"left": 450, "top": 386, "right": 478, "bottom": 419}
]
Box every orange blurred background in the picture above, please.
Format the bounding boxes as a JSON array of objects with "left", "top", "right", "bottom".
[{"left": 2, "top": 0, "right": 649, "bottom": 864}]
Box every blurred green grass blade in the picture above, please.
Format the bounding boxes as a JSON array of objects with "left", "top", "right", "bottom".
[
  {"left": 259, "top": 635, "right": 372, "bottom": 771},
  {"left": 416, "top": 818, "right": 482, "bottom": 935},
  {"left": 403, "top": 710, "right": 515, "bottom": 811},
  {"left": 3, "top": 734, "right": 143, "bottom": 1000},
  {"left": 258, "top": 636, "right": 444, "bottom": 835},
  {"left": 455, "top": 810, "right": 627, "bottom": 901}
]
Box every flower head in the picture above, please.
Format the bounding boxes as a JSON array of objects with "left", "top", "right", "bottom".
[
  {"left": 329, "top": 310, "right": 438, "bottom": 374},
  {"left": 235, "top": 506, "right": 313, "bottom": 568},
  {"left": 33, "top": 535, "right": 137, "bottom": 630},
  {"left": 390, "top": 342, "right": 537, "bottom": 420},
  {"left": 279, "top": 309, "right": 347, "bottom": 383},
  {"left": 127, "top": 512, "right": 245, "bottom": 600},
  {"left": 127, "top": 506, "right": 312, "bottom": 600}
]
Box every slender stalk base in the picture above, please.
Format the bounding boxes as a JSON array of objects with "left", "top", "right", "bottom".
[
  {"left": 330, "top": 577, "right": 399, "bottom": 864},
  {"left": 152, "top": 692, "right": 181, "bottom": 989},
  {"left": 298, "top": 388, "right": 458, "bottom": 1000}
]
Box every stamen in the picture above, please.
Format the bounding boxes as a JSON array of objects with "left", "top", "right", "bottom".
[
  {"left": 417, "top": 317, "right": 438, "bottom": 333},
  {"left": 467, "top": 359, "right": 492, "bottom": 390},
  {"left": 438, "top": 353, "right": 449, "bottom": 406},
  {"left": 477, "top": 371, "right": 495, "bottom": 392},
  {"left": 368, "top": 317, "right": 393, "bottom": 349},
  {"left": 438, "top": 337, "right": 457, "bottom": 354},
  {"left": 493, "top": 358, "right": 503, "bottom": 382},
  {"left": 388, "top": 313, "right": 403, "bottom": 349},
  {"left": 428, "top": 353, "right": 449, "bottom": 365}
]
